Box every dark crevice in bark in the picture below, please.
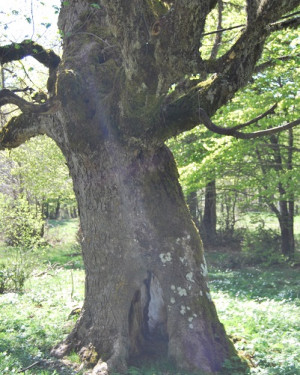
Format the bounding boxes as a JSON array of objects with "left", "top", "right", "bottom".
[{"left": 128, "top": 272, "right": 168, "bottom": 365}]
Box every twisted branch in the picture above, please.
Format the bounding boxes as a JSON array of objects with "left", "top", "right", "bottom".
[
  {"left": 0, "top": 89, "right": 59, "bottom": 114},
  {"left": 198, "top": 107, "right": 300, "bottom": 139},
  {"left": 0, "top": 40, "right": 60, "bottom": 69}
]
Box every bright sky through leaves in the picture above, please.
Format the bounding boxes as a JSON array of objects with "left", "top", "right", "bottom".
[{"left": 0, "top": 0, "right": 60, "bottom": 51}]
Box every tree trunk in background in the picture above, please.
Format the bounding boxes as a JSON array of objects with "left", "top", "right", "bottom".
[
  {"left": 278, "top": 200, "right": 295, "bottom": 257},
  {"left": 201, "top": 180, "right": 217, "bottom": 245},
  {"left": 270, "top": 132, "right": 295, "bottom": 258},
  {"left": 54, "top": 200, "right": 60, "bottom": 220},
  {"left": 186, "top": 191, "right": 200, "bottom": 229}
]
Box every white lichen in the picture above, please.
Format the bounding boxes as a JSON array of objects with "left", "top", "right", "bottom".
[
  {"left": 189, "top": 323, "right": 194, "bottom": 329},
  {"left": 177, "top": 287, "right": 187, "bottom": 296},
  {"left": 186, "top": 272, "right": 194, "bottom": 283},
  {"left": 159, "top": 252, "right": 172, "bottom": 264},
  {"left": 206, "top": 291, "right": 212, "bottom": 301},
  {"left": 170, "top": 297, "right": 175, "bottom": 304},
  {"left": 188, "top": 317, "right": 193, "bottom": 322},
  {"left": 200, "top": 259, "right": 208, "bottom": 277},
  {"left": 180, "top": 305, "right": 186, "bottom": 315},
  {"left": 170, "top": 285, "right": 176, "bottom": 291}
]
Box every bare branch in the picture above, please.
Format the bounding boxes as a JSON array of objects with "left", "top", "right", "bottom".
[
  {"left": 202, "top": 12, "right": 300, "bottom": 37},
  {"left": 230, "top": 104, "right": 278, "bottom": 131},
  {"left": 267, "top": 16, "right": 300, "bottom": 32},
  {"left": 198, "top": 108, "right": 300, "bottom": 139},
  {"left": 0, "top": 40, "right": 60, "bottom": 69},
  {"left": 0, "top": 89, "right": 59, "bottom": 114},
  {"left": 202, "top": 24, "right": 245, "bottom": 37}
]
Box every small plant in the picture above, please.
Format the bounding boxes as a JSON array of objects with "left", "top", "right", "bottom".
[{"left": 0, "top": 249, "right": 35, "bottom": 293}]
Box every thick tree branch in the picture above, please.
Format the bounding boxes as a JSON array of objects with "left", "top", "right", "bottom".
[
  {"left": 0, "top": 112, "right": 54, "bottom": 150},
  {"left": 246, "top": 0, "right": 259, "bottom": 24},
  {"left": 0, "top": 89, "right": 59, "bottom": 114},
  {"left": 198, "top": 108, "right": 300, "bottom": 139},
  {"left": 0, "top": 40, "right": 60, "bottom": 69},
  {"left": 257, "top": 0, "right": 300, "bottom": 24},
  {"left": 157, "top": 0, "right": 300, "bottom": 139}
]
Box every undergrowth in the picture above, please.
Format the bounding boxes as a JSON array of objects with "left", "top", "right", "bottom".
[{"left": 0, "top": 219, "right": 299, "bottom": 374}]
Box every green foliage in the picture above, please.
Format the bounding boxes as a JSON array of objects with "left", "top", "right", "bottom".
[
  {"left": 0, "top": 243, "right": 40, "bottom": 294},
  {"left": 241, "top": 226, "right": 282, "bottom": 266},
  {"left": 0, "top": 220, "right": 84, "bottom": 374},
  {"left": 5, "top": 136, "right": 75, "bottom": 208},
  {"left": 0, "top": 258, "right": 28, "bottom": 293},
  {"left": 0, "top": 194, "right": 43, "bottom": 248}
]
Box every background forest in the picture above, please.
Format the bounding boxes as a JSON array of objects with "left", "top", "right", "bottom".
[{"left": 0, "top": 0, "right": 299, "bottom": 374}]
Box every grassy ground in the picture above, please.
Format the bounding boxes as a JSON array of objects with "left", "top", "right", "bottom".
[{"left": 0, "top": 219, "right": 299, "bottom": 374}]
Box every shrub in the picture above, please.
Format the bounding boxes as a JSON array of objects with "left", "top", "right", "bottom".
[
  {"left": 0, "top": 247, "right": 36, "bottom": 293},
  {"left": 0, "top": 194, "right": 44, "bottom": 248},
  {"left": 241, "top": 225, "right": 282, "bottom": 266}
]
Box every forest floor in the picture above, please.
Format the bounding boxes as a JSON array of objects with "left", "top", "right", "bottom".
[{"left": 0, "top": 219, "right": 299, "bottom": 375}]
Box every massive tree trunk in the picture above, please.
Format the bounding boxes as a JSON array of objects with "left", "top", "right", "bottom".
[
  {"left": 52, "top": 142, "right": 233, "bottom": 372},
  {"left": 1, "top": 0, "right": 299, "bottom": 373}
]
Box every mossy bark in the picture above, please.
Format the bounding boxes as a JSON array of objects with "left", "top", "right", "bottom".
[
  {"left": 51, "top": 142, "right": 235, "bottom": 373},
  {"left": 43, "top": 1, "right": 241, "bottom": 373}
]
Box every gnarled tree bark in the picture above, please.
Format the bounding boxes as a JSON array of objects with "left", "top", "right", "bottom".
[{"left": 1, "top": 0, "right": 299, "bottom": 373}]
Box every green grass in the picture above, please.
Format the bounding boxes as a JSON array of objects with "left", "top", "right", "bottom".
[
  {"left": 0, "top": 219, "right": 299, "bottom": 374},
  {"left": 44, "top": 219, "right": 79, "bottom": 245},
  {"left": 207, "top": 261, "right": 300, "bottom": 374}
]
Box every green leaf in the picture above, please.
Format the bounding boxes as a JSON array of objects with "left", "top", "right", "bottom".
[
  {"left": 90, "top": 3, "right": 101, "bottom": 9},
  {"left": 41, "top": 22, "right": 51, "bottom": 29},
  {"left": 52, "top": 5, "right": 60, "bottom": 14}
]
